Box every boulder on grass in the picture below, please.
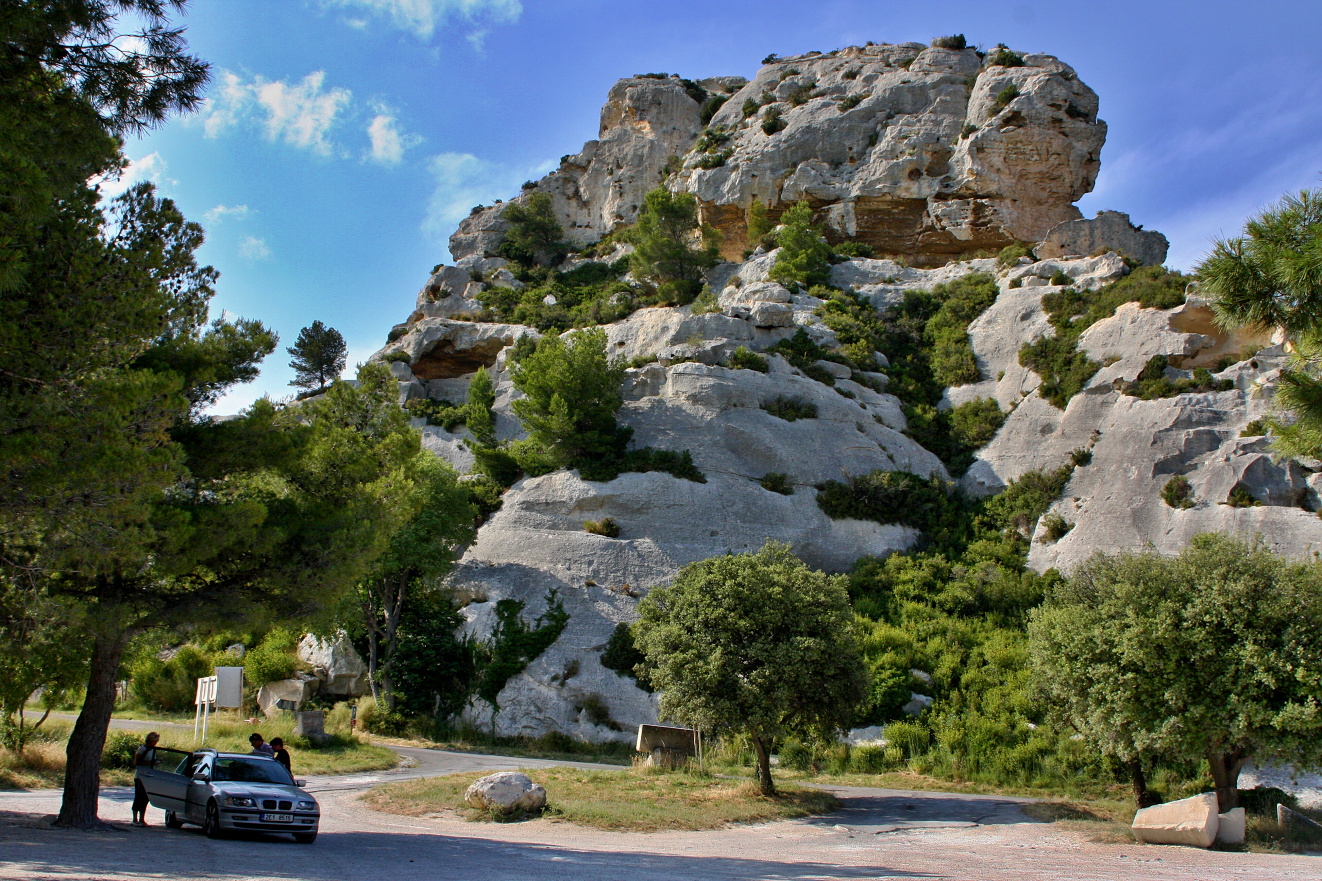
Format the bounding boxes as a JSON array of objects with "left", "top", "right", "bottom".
[
  {"left": 1131, "top": 792, "right": 1219, "bottom": 847},
  {"left": 464, "top": 772, "right": 547, "bottom": 815}
]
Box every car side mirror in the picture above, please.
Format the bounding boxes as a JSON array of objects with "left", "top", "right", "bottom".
[
  {"left": 192, "top": 773, "right": 209, "bottom": 782},
  {"left": 294, "top": 779, "right": 306, "bottom": 787}
]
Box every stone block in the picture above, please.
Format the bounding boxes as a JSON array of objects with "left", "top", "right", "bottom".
[
  {"left": 1216, "top": 807, "right": 1245, "bottom": 845},
  {"left": 1131, "top": 792, "right": 1219, "bottom": 847},
  {"left": 256, "top": 678, "right": 317, "bottom": 718},
  {"left": 292, "top": 710, "right": 325, "bottom": 738}
]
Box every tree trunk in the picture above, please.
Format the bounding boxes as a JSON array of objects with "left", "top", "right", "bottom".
[
  {"left": 1127, "top": 758, "right": 1160, "bottom": 808},
  {"left": 366, "top": 627, "right": 380, "bottom": 703},
  {"left": 1208, "top": 747, "right": 1246, "bottom": 812},
  {"left": 54, "top": 629, "right": 129, "bottom": 828},
  {"left": 751, "top": 734, "right": 776, "bottom": 797}
]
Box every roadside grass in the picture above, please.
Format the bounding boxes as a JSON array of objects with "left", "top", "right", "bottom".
[
  {"left": 1, "top": 717, "right": 397, "bottom": 790},
  {"left": 363, "top": 765, "right": 839, "bottom": 832}
]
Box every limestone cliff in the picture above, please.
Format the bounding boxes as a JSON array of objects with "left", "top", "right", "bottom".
[{"left": 370, "top": 41, "right": 1314, "bottom": 740}]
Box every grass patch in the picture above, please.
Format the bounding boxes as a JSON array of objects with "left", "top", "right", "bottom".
[{"left": 363, "top": 765, "right": 839, "bottom": 832}]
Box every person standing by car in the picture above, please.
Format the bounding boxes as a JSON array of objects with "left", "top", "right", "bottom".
[
  {"left": 132, "top": 732, "right": 160, "bottom": 826},
  {"left": 248, "top": 732, "right": 274, "bottom": 757},
  {"left": 270, "top": 737, "right": 291, "bottom": 773}
]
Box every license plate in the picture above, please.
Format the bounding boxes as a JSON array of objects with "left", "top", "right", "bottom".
[{"left": 261, "top": 813, "right": 293, "bottom": 823}]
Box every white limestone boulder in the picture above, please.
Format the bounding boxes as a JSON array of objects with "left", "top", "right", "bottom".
[{"left": 464, "top": 772, "right": 547, "bottom": 815}]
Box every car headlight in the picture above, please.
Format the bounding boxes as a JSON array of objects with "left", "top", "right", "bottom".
[
  {"left": 297, "top": 800, "right": 316, "bottom": 811},
  {"left": 222, "top": 796, "right": 256, "bottom": 807}
]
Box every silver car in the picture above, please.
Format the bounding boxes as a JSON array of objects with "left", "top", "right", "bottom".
[{"left": 139, "top": 747, "right": 320, "bottom": 843}]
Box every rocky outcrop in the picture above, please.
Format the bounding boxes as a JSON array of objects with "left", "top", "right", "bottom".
[
  {"left": 1036, "top": 210, "right": 1169, "bottom": 266},
  {"left": 297, "top": 634, "right": 370, "bottom": 697},
  {"left": 448, "top": 43, "right": 1128, "bottom": 267}
]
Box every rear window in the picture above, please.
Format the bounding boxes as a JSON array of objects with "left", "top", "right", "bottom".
[{"left": 211, "top": 757, "right": 295, "bottom": 785}]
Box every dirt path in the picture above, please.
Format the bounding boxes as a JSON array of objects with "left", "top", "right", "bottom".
[{"left": 1, "top": 764, "right": 1317, "bottom": 880}]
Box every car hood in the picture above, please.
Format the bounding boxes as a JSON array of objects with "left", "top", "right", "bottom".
[{"left": 213, "top": 782, "right": 315, "bottom": 802}]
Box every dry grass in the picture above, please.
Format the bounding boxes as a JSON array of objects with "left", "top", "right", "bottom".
[{"left": 363, "top": 765, "right": 839, "bottom": 832}]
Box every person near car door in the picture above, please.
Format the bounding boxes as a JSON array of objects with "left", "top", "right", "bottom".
[
  {"left": 270, "top": 737, "right": 291, "bottom": 773},
  {"left": 248, "top": 732, "right": 275, "bottom": 757},
  {"left": 132, "top": 732, "right": 160, "bottom": 826}
]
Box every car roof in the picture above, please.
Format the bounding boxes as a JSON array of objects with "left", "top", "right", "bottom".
[{"left": 195, "top": 749, "right": 280, "bottom": 762}]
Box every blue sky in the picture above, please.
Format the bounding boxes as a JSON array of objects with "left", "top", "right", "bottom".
[{"left": 111, "top": 1, "right": 1322, "bottom": 413}]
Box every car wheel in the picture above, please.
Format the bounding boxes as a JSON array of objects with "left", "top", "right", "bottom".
[
  {"left": 164, "top": 810, "right": 183, "bottom": 829},
  {"left": 293, "top": 830, "right": 317, "bottom": 844},
  {"left": 203, "top": 801, "right": 223, "bottom": 839}
]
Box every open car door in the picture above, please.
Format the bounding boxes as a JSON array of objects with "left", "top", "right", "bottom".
[{"left": 138, "top": 747, "right": 196, "bottom": 814}]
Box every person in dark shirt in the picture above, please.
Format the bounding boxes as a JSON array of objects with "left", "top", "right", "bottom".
[
  {"left": 132, "top": 732, "right": 160, "bottom": 826},
  {"left": 270, "top": 736, "right": 291, "bottom": 773}
]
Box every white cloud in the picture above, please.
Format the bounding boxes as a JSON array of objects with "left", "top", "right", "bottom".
[
  {"left": 94, "top": 152, "right": 168, "bottom": 200},
  {"left": 204, "top": 204, "right": 251, "bottom": 224},
  {"left": 423, "top": 152, "right": 556, "bottom": 241},
  {"left": 325, "top": 0, "right": 522, "bottom": 39},
  {"left": 239, "top": 236, "right": 272, "bottom": 261},
  {"left": 203, "top": 70, "right": 352, "bottom": 156},
  {"left": 366, "top": 113, "right": 420, "bottom": 165}
]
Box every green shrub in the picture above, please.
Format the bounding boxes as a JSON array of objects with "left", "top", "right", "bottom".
[
  {"left": 1241, "top": 418, "right": 1269, "bottom": 437},
  {"left": 1069, "top": 447, "right": 1093, "bottom": 467},
  {"left": 584, "top": 517, "right": 621, "bottom": 538},
  {"left": 1121, "top": 355, "right": 1235, "bottom": 400},
  {"left": 884, "top": 720, "right": 932, "bottom": 759},
  {"left": 762, "top": 397, "right": 818, "bottom": 421},
  {"left": 931, "top": 34, "right": 967, "bottom": 50},
  {"left": 778, "top": 739, "right": 813, "bottom": 771},
  {"left": 699, "top": 94, "right": 728, "bottom": 125},
  {"left": 404, "top": 397, "right": 468, "bottom": 431},
  {"left": 987, "top": 45, "right": 1025, "bottom": 67},
  {"left": 727, "top": 346, "right": 769, "bottom": 373},
  {"left": 1050, "top": 270, "right": 1071, "bottom": 286},
  {"left": 838, "top": 94, "right": 863, "bottom": 112},
  {"left": 741, "top": 97, "right": 759, "bottom": 119},
  {"left": 787, "top": 81, "right": 818, "bottom": 107},
  {"left": 387, "top": 325, "right": 407, "bottom": 342},
  {"left": 600, "top": 623, "right": 651, "bottom": 691},
  {"left": 849, "top": 744, "right": 891, "bottom": 773},
  {"left": 816, "top": 470, "right": 958, "bottom": 535},
  {"left": 1226, "top": 485, "right": 1261, "bottom": 508},
  {"left": 761, "top": 106, "right": 786, "bottom": 135},
  {"left": 1008, "top": 275, "right": 1022, "bottom": 288},
  {"left": 101, "top": 731, "right": 143, "bottom": 771},
  {"left": 126, "top": 643, "right": 218, "bottom": 713},
  {"left": 244, "top": 628, "right": 303, "bottom": 691},
  {"left": 692, "top": 150, "right": 730, "bottom": 169},
  {"left": 384, "top": 350, "right": 412, "bottom": 364},
  {"left": 358, "top": 695, "right": 409, "bottom": 736},
  {"left": 843, "top": 68, "right": 860, "bottom": 80},
  {"left": 760, "top": 472, "right": 794, "bottom": 495},
  {"left": 997, "top": 243, "right": 1033, "bottom": 266},
  {"left": 980, "top": 464, "right": 1076, "bottom": 536},
  {"left": 924, "top": 273, "right": 1000, "bottom": 387},
  {"left": 992, "top": 84, "right": 1020, "bottom": 113},
  {"left": 1161, "top": 474, "right": 1195, "bottom": 509},
  {"left": 689, "top": 286, "right": 721, "bottom": 315},
  {"left": 960, "top": 122, "right": 978, "bottom": 139},
  {"left": 834, "top": 241, "right": 874, "bottom": 259},
  {"left": 610, "top": 447, "right": 706, "bottom": 483},
  {"left": 576, "top": 694, "right": 620, "bottom": 730},
  {"left": 948, "top": 398, "right": 1005, "bottom": 450},
  {"left": 1040, "top": 513, "right": 1072, "bottom": 542},
  {"left": 768, "top": 328, "right": 846, "bottom": 383}
]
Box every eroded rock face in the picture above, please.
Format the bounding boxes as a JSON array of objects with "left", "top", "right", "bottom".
[
  {"left": 451, "top": 75, "right": 712, "bottom": 258},
  {"left": 1037, "top": 210, "right": 1169, "bottom": 266},
  {"left": 448, "top": 44, "right": 1114, "bottom": 268}
]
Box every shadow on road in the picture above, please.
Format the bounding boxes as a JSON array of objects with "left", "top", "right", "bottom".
[
  {"left": 0, "top": 815, "right": 941, "bottom": 881},
  {"left": 805, "top": 785, "right": 1035, "bottom": 834}
]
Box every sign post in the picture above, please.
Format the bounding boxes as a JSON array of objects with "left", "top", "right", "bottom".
[{"left": 193, "top": 676, "right": 218, "bottom": 744}]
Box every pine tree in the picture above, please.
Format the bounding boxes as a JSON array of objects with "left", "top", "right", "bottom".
[{"left": 287, "top": 320, "right": 348, "bottom": 391}]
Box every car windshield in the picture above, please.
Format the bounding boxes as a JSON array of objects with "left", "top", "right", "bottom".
[{"left": 211, "top": 757, "right": 295, "bottom": 785}]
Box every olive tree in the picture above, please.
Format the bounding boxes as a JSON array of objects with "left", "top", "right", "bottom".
[
  {"left": 1028, "top": 533, "right": 1322, "bottom": 810},
  {"left": 633, "top": 542, "right": 868, "bottom": 795}
]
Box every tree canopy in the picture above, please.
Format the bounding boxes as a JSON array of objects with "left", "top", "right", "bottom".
[
  {"left": 287, "top": 320, "right": 347, "bottom": 391},
  {"left": 1199, "top": 189, "right": 1322, "bottom": 457},
  {"left": 770, "top": 201, "right": 833, "bottom": 290},
  {"left": 625, "top": 187, "right": 719, "bottom": 300},
  {"left": 633, "top": 542, "right": 868, "bottom": 795},
  {"left": 499, "top": 191, "right": 568, "bottom": 267},
  {"left": 1028, "top": 533, "right": 1322, "bottom": 810}
]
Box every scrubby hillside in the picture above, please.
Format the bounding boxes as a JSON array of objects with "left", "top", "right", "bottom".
[{"left": 371, "top": 40, "right": 1322, "bottom": 745}]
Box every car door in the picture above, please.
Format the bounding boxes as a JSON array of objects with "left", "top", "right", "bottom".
[
  {"left": 183, "top": 755, "right": 214, "bottom": 821},
  {"left": 139, "top": 748, "right": 194, "bottom": 814}
]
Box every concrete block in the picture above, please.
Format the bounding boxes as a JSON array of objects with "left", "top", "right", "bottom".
[{"left": 1216, "top": 807, "right": 1245, "bottom": 844}]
